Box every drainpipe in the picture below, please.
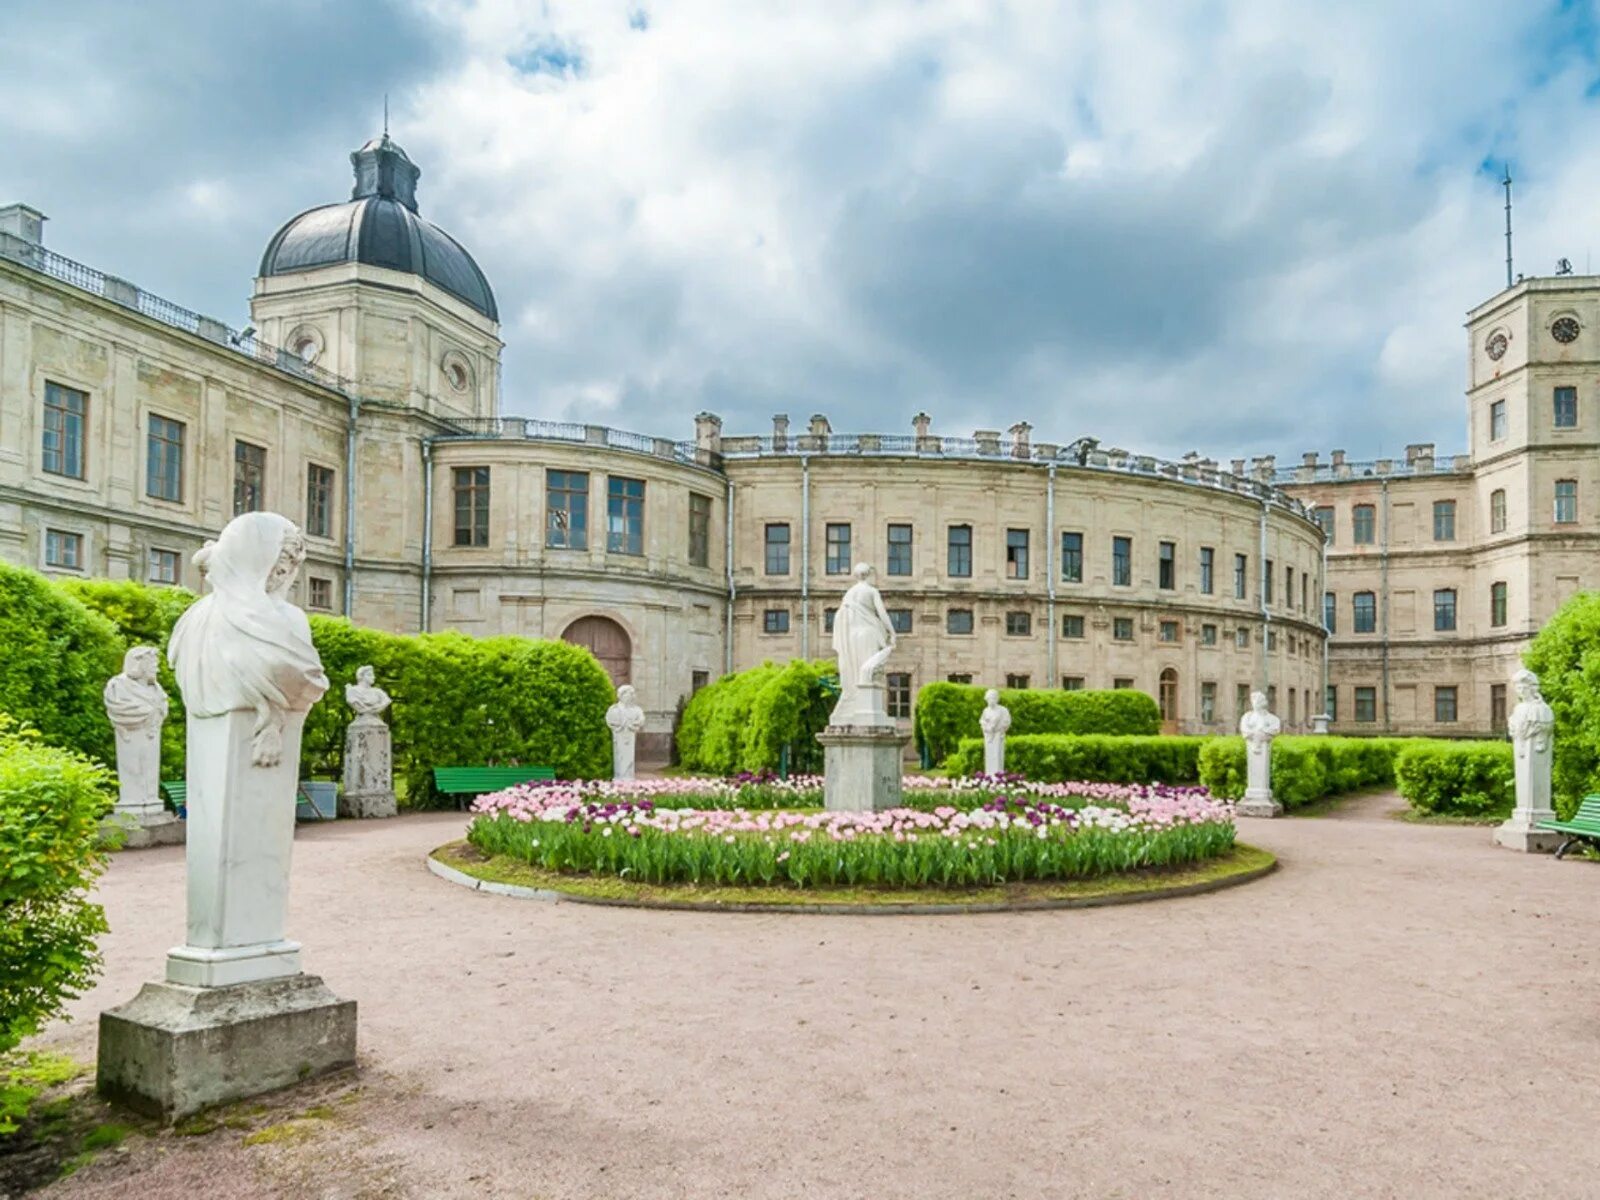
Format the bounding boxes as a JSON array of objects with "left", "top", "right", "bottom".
[
  {"left": 1380, "top": 478, "right": 1391, "bottom": 732},
  {"left": 724, "top": 476, "right": 735, "bottom": 675},
  {"left": 420, "top": 439, "right": 434, "bottom": 633},
  {"left": 1320, "top": 525, "right": 1329, "bottom": 716},
  {"left": 1258, "top": 497, "right": 1270, "bottom": 696},
  {"left": 343, "top": 395, "right": 359, "bottom": 617},
  {"left": 1046, "top": 464, "right": 1057, "bottom": 686},
  {"left": 800, "top": 454, "right": 811, "bottom": 659}
]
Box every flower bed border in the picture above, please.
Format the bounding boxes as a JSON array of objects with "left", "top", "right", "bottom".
[{"left": 427, "top": 840, "right": 1277, "bottom": 915}]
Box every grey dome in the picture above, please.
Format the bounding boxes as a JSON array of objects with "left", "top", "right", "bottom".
[{"left": 259, "top": 135, "right": 497, "bottom": 321}]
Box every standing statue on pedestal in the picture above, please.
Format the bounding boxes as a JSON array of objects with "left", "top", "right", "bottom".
[
  {"left": 1495, "top": 668, "right": 1561, "bottom": 853},
  {"left": 606, "top": 684, "right": 647, "bottom": 781},
  {"left": 102, "top": 646, "right": 183, "bottom": 846},
  {"left": 341, "top": 665, "right": 397, "bottom": 818},
  {"left": 980, "top": 689, "right": 1011, "bottom": 777},
  {"left": 829, "top": 563, "right": 897, "bottom": 728},
  {"left": 99, "top": 511, "right": 355, "bottom": 1121},
  {"left": 1236, "top": 691, "right": 1283, "bottom": 818}
]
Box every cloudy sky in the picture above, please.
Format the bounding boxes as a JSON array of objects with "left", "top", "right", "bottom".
[{"left": 2, "top": 1, "right": 1597, "bottom": 460}]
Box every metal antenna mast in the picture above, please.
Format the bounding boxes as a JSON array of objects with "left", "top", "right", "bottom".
[{"left": 1503, "top": 165, "right": 1514, "bottom": 289}]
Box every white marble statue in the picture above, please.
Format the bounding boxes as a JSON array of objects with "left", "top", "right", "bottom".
[
  {"left": 829, "top": 563, "right": 897, "bottom": 727},
  {"left": 1495, "top": 668, "right": 1559, "bottom": 852},
  {"left": 341, "top": 665, "right": 397, "bottom": 818},
  {"left": 605, "top": 684, "right": 647, "bottom": 781},
  {"left": 1237, "top": 690, "right": 1283, "bottom": 817},
  {"left": 163, "top": 511, "right": 330, "bottom": 986},
  {"left": 980, "top": 688, "right": 1011, "bottom": 776},
  {"left": 103, "top": 645, "right": 170, "bottom": 822}
]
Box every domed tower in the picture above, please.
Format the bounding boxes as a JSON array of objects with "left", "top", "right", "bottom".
[{"left": 252, "top": 134, "right": 501, "bottom": 419}]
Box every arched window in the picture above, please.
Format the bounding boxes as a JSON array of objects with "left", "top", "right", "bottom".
[
  {"left": 562, "top": 615, "right": 632, "bottom": 686},
  {"left": 1158, "top": 668, "right": 1179, "bottom": 728}
]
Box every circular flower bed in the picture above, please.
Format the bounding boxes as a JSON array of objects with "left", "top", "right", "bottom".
[{"left": 466, "top": 775, "right": 1236, "bottom": 891}]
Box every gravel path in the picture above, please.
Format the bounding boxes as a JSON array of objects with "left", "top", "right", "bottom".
[{"left": 33, "top": 793, "right": 1599, "bottom": 1199}]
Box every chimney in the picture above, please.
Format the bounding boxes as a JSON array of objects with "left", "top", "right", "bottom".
[
  {"left": 772, "top": 414, "right": 789, "bottom": 452},
  {"left": 1008, "top": 421, "right": 1032, "bottom": 458},
  {"left": 1302, "top": 452, "right": 1319, "bottom": 468},
  {"left": 974, "top": 429, "right": 1002, "bottom": 455},
  {"left": 808, "top": 414, "right": 831, "bottom": 437},
  {"left": 1231, "top": 458, "right": 1246, "bottom": 476},
  {"left": 1330, "top": 449, "right": 1346, "bottom": 467},
  {"left": 693, "top": 411, "right": 722, "bottom": 454},
  {"left": 0, "top": 204, "right": 46, "bottom": 246}
]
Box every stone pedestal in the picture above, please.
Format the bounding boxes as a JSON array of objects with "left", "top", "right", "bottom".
[
  {"left": 104, "top": 810, "right": 185, "bottom": 848},
  {"left": 817, "top": 725, "right": 909, "bottom": 812},
  {"left": 340, "top": 714, "right": 396, "bottom": 818},
  {"left": 1310, "top": 713, "right": 1330, "bottom": 735},
  {"left": 1492, "top": 817, "right": 1562, "bottom": 854},
  {"left": 1236, "top": 790, "right": 1284, "bottom": 819},
  {"left": 97, "top": 974, "right": 356, "bottom": 1121}
]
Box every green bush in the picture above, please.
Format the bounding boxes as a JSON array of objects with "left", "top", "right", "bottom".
[
  {"left": 0, "top": 715, "right": 113, "bottom": 1059},
  {"left": 1395, "top": 741, "right": 1514, "bottom": 817},
  {"left": 677, "top": 660, "right": 835, "bottom": 774},
  {"left": 0, "top": 564, "right": 125, "bottom": 765},
  {"left": 1199, "top": 736, "right": 1407, "bottom": 810},
  {"left": 914, "top": 683, "right": 1160, "bottom": 764},
  {"left": 947, "top": 734, "right": 1209, "bottom": 784},
  {"left": 1524, "top": 592, "right": 1600, "bottom": 819}
]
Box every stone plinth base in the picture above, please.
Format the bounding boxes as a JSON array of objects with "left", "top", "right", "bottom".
[
  {"left": 1493, "top": 816, "right": 1562, "bottom": 853},
  {"left": 97, "top": 974, "right": 356, "bottom": 1121},
  {"left": 338, "top": 789, "right": 397, "bottom": 819},
  {"left": 817, "top": 726, "right": 909, "bottom": 812},
  {"left": 1236, "top": 790, "right": 1284, "bottom": 818},
  {"left": 103, "top": 811, "right": 185, "bottom": 849}
]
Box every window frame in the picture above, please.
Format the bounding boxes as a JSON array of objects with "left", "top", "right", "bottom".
[
  {"left": 1060, "top": 531, "right": 1083, "bottom": 582},
  {"left": 1555, "top": 479, "right": 1577, "bottom": 525},
  {"left": 43, "top": 527, "right": 83, "bottom": 570},
  {"left": 232, "top": 439, "right": 267, "bottom": 517},
  {"left": 606, "top": 475, "right": 646, "bottom": 556},
  {"left": 762, "top": 608, "right": 791, "bottom": 634},
  {"left": 946, "top": 608, "right": 974, "bottom": 635},
  {"left": 1432, "top": 499, "right": 1456, "bottom": 542},
  {"left": 1353, "top": 591, "right": 1377, "bottom": 634},
  {"left": 42, "top": 381, "right": 87, "bottom": 480},
  {"left": 764, "top": 522, "right": 791, "bottom": 575},
  {"left": 146, "top": 413, "right": 185, "bottom": 503},
  {"left": 886, "top": 523, "right": 913, "bottom": 576},
  {"left": 1554, "top": 385, "right": 1578, "bottom": 429},
  {"left": 1005, "top": 528, "right": 1030, "bottom": 580},
  {"left": 947, "top": 525, "right": 973, "bottom": 578},
  {"left": 885, "top": 672, "right": 912, "bottom": 719},
  {"left": 825, "top": 522, "right": 852, "bottom": 575},
  {"left": 1199, "top": 546, "right": 1214, "bottom": 594},
  {"left": 1490, "top": 488, "right": 1506, "bottom": 534},
  {"left": 1004, "top": 610, "right": 1032, "bottom": 637},
  {"left": 305, "top": 462, "right": 336, "bottom": 540},
  {"left": 688, "top": 493, "right": 712, "bottom": 568},
  {"left": 1433, "top": 588, "right": 1457, "bottom": 632},
  {"left": 1352, "top": 504, "right": 1375, "bottom": 545},
  {"left": 1112, "top": 536, "right": 1132, "bottom": 587},
  {"left": 546, "top": 469, "right": 590, "bottom": 550},
  {"left": 453, "top": 465, "right": 491, "bottom": 547},
  {"left": 1158, "top": 541, "right": 1176, "bottom": 591},
  {"left": 1490, "top": 580, "right": 1507, "bottom": 628}
]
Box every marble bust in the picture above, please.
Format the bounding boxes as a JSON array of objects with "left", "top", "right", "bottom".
[
  {"left": 342, "top": 664, "right": 398, "bottom": 818},
  {"left": 103, "top": 645, "right": 169, "bottom": 818},
  {"left": 979, "top": 688, "right": 1011, "bottom": 777},
  {"left": 829, "top": 563, "right": 897, "bottom": 726},
  {"left": 1237, "top": 690, "right": 1283, "bottom": 817},
  {"left": 345, "top": 665, "right": 391, "bottom": 719},
  {"left": 605, "top": 684, "right": 647, "bottom": 781}
]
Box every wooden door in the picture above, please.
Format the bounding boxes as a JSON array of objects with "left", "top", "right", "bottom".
[{"left": 563, "top": 615, "right": 632, "bottom": 686}]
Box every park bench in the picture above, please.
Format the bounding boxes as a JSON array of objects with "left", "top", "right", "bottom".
[
  {"left": 1539, "top": 795, "right": 1600, "bottom": 860},
  {"left": 433, "top": 765, "right": 556, "bottom": 811},
  {"left": 160, "top": 780, "right": 186, "bottom": 815}
]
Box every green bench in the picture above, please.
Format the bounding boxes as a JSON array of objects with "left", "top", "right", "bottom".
[
  {"left": 433, "top": 766, "right": 556, "bottom": 811},
  {"left": 160, "top": 780, "right": 186, "bottom": 813},
  {"left": 1539, "top": 796, "right": 1600, "bottom": 860}
]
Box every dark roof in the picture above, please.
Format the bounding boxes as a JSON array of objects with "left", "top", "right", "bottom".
[{"left": 258, "top": 136, "right": 498, "bottom": 321}]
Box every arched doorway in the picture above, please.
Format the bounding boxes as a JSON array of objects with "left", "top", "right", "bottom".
[
  {"left": 1158, "top": 668, "right": 1179, "bottom": 733},
  {"left": 563, "top": 615, "right": 632, "bottom": 687}
]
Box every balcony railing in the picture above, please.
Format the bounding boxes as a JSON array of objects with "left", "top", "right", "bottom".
[
  {"left": 433, "top": 416, "right": 717, "bottom": 468},
  {"left": 1273, "top": 454, "right": 1472, "bottom": 484}
]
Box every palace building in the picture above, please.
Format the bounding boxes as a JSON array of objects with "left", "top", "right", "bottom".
[{"left": 0, "top": 136, "right": 1584, "bottom": 754}]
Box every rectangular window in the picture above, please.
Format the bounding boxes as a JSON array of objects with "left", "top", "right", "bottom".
[
  {"left": 1113, "top": 617, "right": 1134, "bottom": 641},
  {"left": 888, "top": 608, "right": 913, "bottom": 634},
  {"left": 1005, "top": 611, "right": 1032, "bottom": 636},
  {"left": 1112, "top": 536, "right": 1132, "bottom": 586},
  {"left": 1353, "top": 591, "right": 1376, "bottom": 633},
  {"left": 1433, "top": 589, "right": 1457, "bottom": 632},
  {"left": 947, "top": 673, "right": 973, "bottom": 685},
  {"left": 146, "top": 414, "right": 184, "bottom": 502},
  {"left": 1325, "top": 686, "right": 1338, "bottom": 723},
  {"left": 42, "top": 381, "right": 87, "bottom": 479},
  {"left": 824, "top": 523, "right": 852, "bottom": 574},
  {"left": 44, "top": 528, "right": 82, "bottom": 569},
  {"left": 1323, "top": 591, "right": 1336, "bottom": 633},
  {"left": 1006, "top": 674, "right": 1031, "bottom": 690},
  {"left": 1236, "top": 683, "right": 1251, "bottom": 719},
  {"left": 1313, "top": 507, "right": 1334, "bottom": 542},
  {"left": 688, "top": 493, "right": 712, "bottom": 568},
  {"left": 1267, "top": 685, "right": 1277, "bottom": 712},
  {"left": 546, "top": 470, "right": 589, "bottom": 549},
  {"left": 1061, "top": 676, "right": 1085, "bottom": 691},
  {"left": 1490, "top": 399, "right": 1507, "bottom": 441},
  {"left": 1555, "top": 479, "right": 1577, "bottom": 524},
  {"left": 1432, "top": 499, "right": 1456, "bottom": 542},
  {"left": 1265, "top": 559, "right": 1274, "bottom": 604},
  {"left": 1201, "top": 623, "right": 1218, "bottom": 646},
  {"left": 308, "top": 577, "right": 333, "bottom": 610},
  {"left": 692, "top": 670, "right": 710, "bottom": 693},
  {"left": 1158, "top": 541, "right": 1176, "bottom": 590},
  {"left": 886, "top": 672, "right": 912, "bottom": 719},
  {"left": 1006, "top": 529, "right": 1030, "bottom": 579},
  {"left": 947, "top": 525, "right": 972, "bottom": 577},
  {"left": 947, "top": 608, "right": 974, "bottom": 635},
  {"left": 148, "top": 547, "right": 180, "bottom": 584},
  {"left": 1301, "top": 574, "right": 1308, "bottom": 613},
  {"left": 764, "top": 523, "right": 790, "bottom": 574},
  {"left": 1159, "top": 619, "right": 1179, "bottom": 643},
  {"left": 1200, "top": 681, "right": 1217, "bottom": 724},
  {"left": 1113, "top": 677, "right": 1134, "bottom": 690},
  {"left": 1285, "top": 565, "right": 1293, "bottom": 609},
  {"left": 1235, "top": 627, "right": 1250, "bottom": 649},
  {"left": 1491, "top": 581, "right": 1507, "bottom": 627},
  {"left": 1554, "top": 386, "right": 1578, "bottom": 428},
  {"left": 1435, "top": 686, "right": 1458, "bottom": 723},
  {"left": 1267, "top": 630, "right": 1278, "bottom": 651},
  {"left": 306, "top": 463, "right": 336, "bottom": 539},
  {"left": 1490, "top": 683, "right": 1507, "bottom": 732},
  {"left": 607, "top": 476, "right": 646, "bottom": 555},
  {"left": 1234, "top": 553, "right": 1247, "bottom": 599},
  {"left": 1199, "top": 546, "right": 1214, "bottom": 594},
  {"left": 454, "top": 466, "right": 491, "bottom": 547},
  {"left": 762, "top": 609, "right": 790, "bottom": 634},
  {"left": 1062, "top": 614, "right": 1085, "bottom": 639},
  {"left": 1355, "top": 686, "right": 1377, "bottom": 723},
  {"left": 233, "top": 440, "right": 266, "bottom": 516},
  {"left": 824, "top": 608, "right": 836, "bottom": 634},
  {"left": 1060, "top": 532, "right": 1083, "bottom": 582},
  {"left": 1490, "top": 489, "right": 1507, "bottom": 534},
  {"left": 1353, "top": 504, "right": 1375, "bottom": 544},
  {"left": 886, "top": 523, "right": 913, "bottom": 576}
]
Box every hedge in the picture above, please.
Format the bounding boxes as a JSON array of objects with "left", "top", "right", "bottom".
[
  {"left": 1524, "top": 592, "right": 1600, "bottom": 819},
  {"left": 0, "top": 563, "right": 125, "bottom": 765},
  {"left": 676, "top": 660, "right": 835, "bottom": 775},
  {"left": 1394, "top": 741, "right": 1514, "bottom": 817},
  {"left": 0, "top": 715, "right": 112, "bottom": 1060},
  {"left": 914, "top": 683, "right": 1161, "bottom": 763},
  {"left": 949, "top": 734, "right": 1208, "bottom": 784},
  {"left": 1199, "top": 735, "right": 1407, "bottom": 810}
]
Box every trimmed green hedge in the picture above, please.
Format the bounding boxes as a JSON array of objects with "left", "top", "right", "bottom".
[
  {"left": 1394, "top": 741, "right": 1514, "bottom": 817},
  {"left": 915, "top": 683, "right": 1161, "bottom": 763},
  {"left": 1199, "top": 735, "right": 1407, "bottom": 810},
  {"left": 1524, "top": 592, "right": 1600, "bottom": 819},
  {"left": 676, "top": 660, "right": 835, "bottom": 775},
  {"left": 949, "top": 734, "right": 1208, "bottom": 784}
]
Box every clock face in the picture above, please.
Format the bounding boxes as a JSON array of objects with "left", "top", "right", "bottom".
[
  {"left": 1552, "top": 316, "right": 1580, "bottom": 344},
  {"left": 1486, "top": 331, "right": 1509, "bottom": 361}
]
